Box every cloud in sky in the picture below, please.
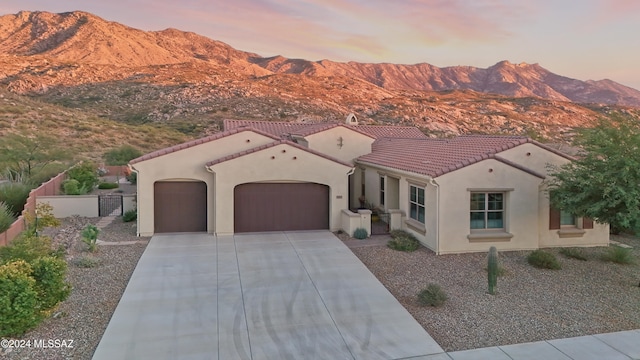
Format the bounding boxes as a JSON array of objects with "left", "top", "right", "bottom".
[{"left": 1, "top": 0, "right": 639, "bottom": 89}]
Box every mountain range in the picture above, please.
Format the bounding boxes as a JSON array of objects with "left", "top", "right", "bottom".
[{"left": 0, "top": 10, "right": 639, "bottom": 149}]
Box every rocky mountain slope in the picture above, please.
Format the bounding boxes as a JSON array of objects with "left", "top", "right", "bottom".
[
  {"left": 0, "top": 10, "right": 639, "bottom": 146},
  {"left": 253, "top": 58, "right": 640, "bottom": 107}
]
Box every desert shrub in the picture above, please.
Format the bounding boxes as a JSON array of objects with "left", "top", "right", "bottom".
[
  {"left": 559, "top": 247, "right": 588, "bottom": 261},
  {"left": 72, "top": 255, "right": 101, "bottom": 268},
  {"left": 0, "top": 260, "right": 41, "bottom": 337},
  {"left": 61, "top": 179, "right": 86, "bottom": 195},
  {"left": 0, "top": 182, "right": 32, "bottom": 217},
  {"left": 23, "top": 202, "right": 61, "bottom": 232},
  {"left": 601, "top": 246, "right": 635, "bottom": 265},
  {"left": 30, "top": 256, "right": 71, "bottom": 310},
  {"left": 387, "top": 230, "right": 420, "bottom": 252},
  {"left": 527, "top": 250, "right": 561, "bottom": 270},
  {"left": 0, "top": 233, "right": 54, "bottom": 265},
  {"left": 98, "top": 182, "right": 119, "bottom": 189},
  {"left": 417, "top": 284, "right": 448, "bottom": 307},
  {"left": 353, "top": 227, "right": 368, "bottom": 239},
  {"left": 126, "top": 171, "right": 137, "bottom": 184},
  {"left": 81, "top": 224, "right": 100, "bottom": 252},
  {"left": 66, "top": 161, "right": 98, "bottom": 191},
  {"left": 0, "top": 201, "right": 15, "bottom": 233},
  {"left": 27, "top": 163, "right": 67, "bottom": 187},
  {"left": 104, "top": 145, "right": 142, "bottom": 166},
  {"left": 123, "top": 209, "right": 137, "bottom": 222}
]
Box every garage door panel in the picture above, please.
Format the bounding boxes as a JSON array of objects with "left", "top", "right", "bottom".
[
  {"left": 234, "top": 183, "right": 329, "bottom": 233},
  {"left": 154, "top": 182, "right": 207, "bottom": 233}
]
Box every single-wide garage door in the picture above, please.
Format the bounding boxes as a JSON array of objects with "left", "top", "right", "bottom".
[
  {"left": 234, "top": 183, "right": 329, "bottom": 233},
  {"left": 154, "top": 181, "right": 207, "bottom": 233}
]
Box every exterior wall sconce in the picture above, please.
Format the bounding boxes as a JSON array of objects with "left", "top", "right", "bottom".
[{"left": 338, "top": 136, "right": 343, "bottom": 148}]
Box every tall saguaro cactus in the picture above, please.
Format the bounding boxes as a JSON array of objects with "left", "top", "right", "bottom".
[{"left": 488, "top": 246, "right": 498, "bottom": 295}]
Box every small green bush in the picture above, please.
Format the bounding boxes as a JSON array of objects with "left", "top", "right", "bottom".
[
  {"left": 559, "top": 247, "right": 588, "bottom": 261},
  {"left": 527, "top": 250, "right": 561, "bottom": 270},
  {"left": 126, "top": 172, "right": 137, "bottom": 184},
  {"left": 601, "top": 246, "right": 635, "bottom": 265},
  {"left": 23, "top": 202, "right": 61, "bottom": 232},
  {"left": 66, "top": 161, "right": 99, "bottom": 191},
  {"left": 387, "top": 230, "right": 420, "bottom": 252},
  {"left": 81, "top": 224, "right": 100, "bottom": 252},
  {"left": 123, "top": 209, "right": 137, "bottom": 222},
  {"left": 0, "top": 201, "right": 16, "bottom": 233},
  {"left": 31, "top": 256, "right": 71, "bottom": 310},
  {"left": 0, "top": 182, "right": 32, "bottom": 217},
  {"left": 98, "top": 182, "right": 119, "bottom": 189},
  {"left": 353, "top": 227, "right": 368, "bottom": 239},
  {"left": 72, "top": 255, "right": 101, "bottom": 268},
  {"left": 0, "top": 233, "right": 54, "bottom": 265},
  {"left": 61, "top": 179, "right": 89, "bottom": 195},
  {"left": 0, "top": 260, "right": 41, "bottom": 337},
  {"left": 417, "top": 284, "right": 448, "bottom": 307}
]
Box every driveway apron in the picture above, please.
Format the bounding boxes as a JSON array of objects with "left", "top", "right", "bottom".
[{"left": 92, "top": 231, "right": 444, "bottom": 360}]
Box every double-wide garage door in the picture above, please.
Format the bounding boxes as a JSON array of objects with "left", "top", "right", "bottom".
[
  {"left": 154, "top": 181, "right": 207, "bottom": 233},
  {"left": 234, "top": 183, "right": 329, "bottom": 233}
]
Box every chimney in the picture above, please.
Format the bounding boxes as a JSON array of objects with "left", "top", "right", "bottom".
[{"left": 345, "top": 113, "right": 358, "bottom": 125}]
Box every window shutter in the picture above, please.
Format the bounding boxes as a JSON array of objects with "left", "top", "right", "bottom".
[
  {"left": 583, "top": 217, "right": 594, "bottom": 229},
  {"left": 549, "top": 206, "right": 561, "bottom": 230}
]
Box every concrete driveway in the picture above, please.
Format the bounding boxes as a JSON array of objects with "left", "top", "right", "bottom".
[{"left": 92, "top": 231, "right": 445, "bottom": 360}]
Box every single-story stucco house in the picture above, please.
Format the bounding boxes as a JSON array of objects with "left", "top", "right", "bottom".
[{"left": 129, "top": 115, "right": 609, "bottom": 254}]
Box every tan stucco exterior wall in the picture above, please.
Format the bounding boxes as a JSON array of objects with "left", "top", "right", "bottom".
[
  {"left": 123, "top": 194, "right": 136, "bottom": 213},
  {"left": 207, "top": 143, "right": 352, "bottom": 235},
  {"left": 435, "top": 159, "right": 543, "bottom": 254},
  {"left": 500, "top": 144, "right": 609, "bottom": 247},
  {"left": 357, "top": 163, "right": 439, "bottom": 251},
  {"left": 305, "top": 127, "right": 374, "bottom": 164},
  {"left": 131, "top": 131, "right": 277, "bottom": 236}
]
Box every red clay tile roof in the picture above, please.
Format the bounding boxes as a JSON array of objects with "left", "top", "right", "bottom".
[
  {"left": 223, "top": 119, "right": 428, "bottom": 139},
  {"left": 223, "top": 119, "right": 323, "bottom": 138},
  {"left": 206, "top": 139, "right": 353, "bottom": 168},
  {"left": 357, "top": 135, "right": 553, "bottom": 178},
  {"left": 129, "top": 127, "right": 280, "bottom": 165},
  {"left": 351, "top": 125, "right": 427, "bottom": 139}
]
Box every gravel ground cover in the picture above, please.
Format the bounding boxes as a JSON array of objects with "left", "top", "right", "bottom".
[
  {"left": 2, "top": 217, "right": 148, "bottom": 360},
  {"left": 348, "top": 233, "right": 640, "bottom": 351},
  {"left": 3, "top": 220, "right": 637, "bottom": 358}
]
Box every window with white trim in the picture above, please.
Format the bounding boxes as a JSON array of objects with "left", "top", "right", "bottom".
[
  {"left": 380, "top": 176, "right": 385, "bottom": 206},
  {"left": 409, "top": 185, "right": 425, "bottom": 223},
  {"left": 470, "top": 192, "right": 505, "bottom": 230}
]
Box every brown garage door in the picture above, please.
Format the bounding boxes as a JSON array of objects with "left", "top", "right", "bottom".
[
  {"left": 234, "top": 183, "right": 329, "bottom": 233},
  {"left": 154, "top": 181, "right": 207, "bottom": 233}
]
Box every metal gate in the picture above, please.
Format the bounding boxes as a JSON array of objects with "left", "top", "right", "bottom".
[
  {"left": 99, "top": 195, "right": 123, "bottom": 217},
  {"left": 371, "top": 212, "right": 390, "bottom": 235}
]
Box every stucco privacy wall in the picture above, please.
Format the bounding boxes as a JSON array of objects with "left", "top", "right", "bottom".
[
  {"left": 37, "top": 196, "right": 99, "bottom": 218},
  {"left": 37, "top": 195, "right": 136, "bottom": 218},
  {"left": 305, "top": 126, "right": 374, "bottom": 164},
  {"left": 500, "top": 143, "right": 609, "bottom": 247},
  {"left": 131, "top": 131, "right": 277, "bottom": 236},
  {"left": 435, "top": 159, "right": 543, "bottom": 254},
  {"left": 207, "top": 143, "right": 352, "bottom": 235}
]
